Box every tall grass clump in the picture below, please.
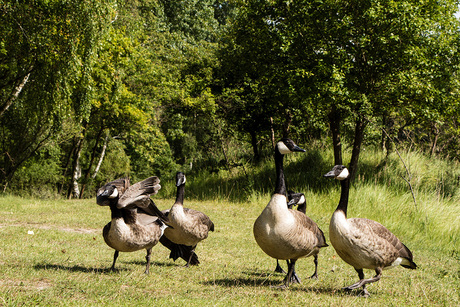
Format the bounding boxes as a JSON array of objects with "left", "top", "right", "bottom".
[{"left": 185, "top": 144, "right": 459, "bottom": 257}]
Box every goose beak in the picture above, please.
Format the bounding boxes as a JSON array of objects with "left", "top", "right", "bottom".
[
  {"left": 323, "top": 170, "right": 336, "bottom": 178},
  {"left": 292, "top": 145, "right": 306, "bottom": 153},
  {"left": 287, "top": 198, "right": 297, "bottom": 207}
]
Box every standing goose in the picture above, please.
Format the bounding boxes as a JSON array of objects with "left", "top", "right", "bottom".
[
  {"left": 163, "top": 172, "right": 214, "bottom": 267},
  {"left": 324, "top": 165, "right": 417, "bottom": 297},
  {"left": 96, "top": 176, "right": 166, "bottom": 274},
  {"left": 99, "top": 177, "right": 199, "bottom": 267},
  {"left": 253, "top": 138, "right": 328, "bottom": 288},
  {"left": 274, "top": 190, "right": 308, "bottom": 275}
]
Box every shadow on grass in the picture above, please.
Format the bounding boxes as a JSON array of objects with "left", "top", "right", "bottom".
[
  {"left": 201, "top": 269, "right": 338, "bottom": 294},
  {"left": 33, "top": 263, "right": 118, "bottom": 274},
  {"left": 33, "top": 259, "right": 178, "bottom": 274}
]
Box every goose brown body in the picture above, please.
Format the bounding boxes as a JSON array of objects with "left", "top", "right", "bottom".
[
  {"left": 254, "top": 194, "right": 326, "bottom": 260},
  {"left": 325, "top": 165, "right": 417, "bottom": 296},
  {"left": 97, "top": 176, "right": 167, "bottom": 274},
  {"left": 330, "top": 212, "right": 415, "bottom": 270},
  {"left": 103, "top": 208, "right": 165, "bottom": 253},
  {"left": 163, "top": 172, "right": 214, "bottom": 266},
  {"left": 253, "top": 139, "right": 327, "bottom": 287}
]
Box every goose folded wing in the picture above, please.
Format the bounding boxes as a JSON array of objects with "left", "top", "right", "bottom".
[
  {"left": 294, "top": 210, "right": 328, "bottom": 247},
  {"left": 183, "top": 208, "right": 215, "bottom": 232},
  {"left": 351, "top": 218, "right": 416, "bottom": 266}
]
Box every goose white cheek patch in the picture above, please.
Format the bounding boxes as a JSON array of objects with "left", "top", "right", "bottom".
[
  {"left": 336, "top": 168, "right": 349, "bottom": 180},
  {"left": 277, "top": 142, "right": 291, "bottom": 154},
  {"left": 299, "top": 195, "right": 306, "bottom": 204},
  {"left": 109, "top": 188, "right": 119, "bottom": 199}
]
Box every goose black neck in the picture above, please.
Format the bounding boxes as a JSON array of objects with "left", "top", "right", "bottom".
[
  {"left": 274, "top": 149, "right": 286, "bottom": 196},
  {"left": 337, "top": 178, "right": 350, "bottom": 216},
  {"left": 175, "top": 184, "right": 185, "bottom": 205},
  {"left": 109, "top": 202, "right": 123, "bottom": 220},
  {"left": 109, "top": 202, "right": 136, "bottom": 224}
]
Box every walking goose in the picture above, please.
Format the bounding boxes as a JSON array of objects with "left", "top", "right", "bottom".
[
  {"left": 274, "top": 190, "right": 308, "bottom": 275},
  {"left": 253, "top": 138, "right": 328, "bottom": 287},
  {"left": 324, "top": 165, "right": 417, "bottom": 297},
  {"left": 163, "top": 172, "right": 214, "bottom": 267}
]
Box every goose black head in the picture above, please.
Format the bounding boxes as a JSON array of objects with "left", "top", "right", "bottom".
[
  {"left": 287, "top": 191, "right": 306, "bottom": 207},
  {"left": 324, "top": 165, "right": 350, "bottom": 180},
  {"left": 96, "top": 184, "right": 119, "bottom": 206},
  {"left": 176, "top": 172, "right": 186, "bottom": 187},
  {"left": 276, "top": 138, "right": 306, "bottom": 155}
]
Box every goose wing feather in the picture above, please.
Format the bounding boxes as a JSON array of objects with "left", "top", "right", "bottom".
[
  {"left": 117, "top": 176, "right": 161, "bottom": 208},
  {"left": 291, "top": 210, "right": 328, "bottom": 248},
  {"left": 349, "top": 218, "right": 416, "bottom": 268},
  {"left": 183, "top": 208, "right": 215, "bottom": 232}
]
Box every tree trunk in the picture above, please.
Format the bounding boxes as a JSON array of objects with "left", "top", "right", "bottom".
[
  {"left": 250, "top": 130, "right": 260, "bottom": 162},
  {"left": 80, "top": 126, "right": 104, "bottom": 198},
  {"left": 0, "top": 72, "right": 31, "bottom": 117},
  {"left": 382, "top": 114, "right": 394, "bottom": 157},
  {"left": 269, "top": 117, "right": 275, "bottom": 148},
  {"left": 67, "top": 123, "right": 87, "bottom": 199},
  {"left": 67, "top": 137, "right": 84, "bottom": 199},
  {"left": 59, "top": 139, "right": 77, "bottom": 195},
  {"left": 92, "top": 132, "right": 109, "bottom": 179},
  {"left": 430, "top": 123, "right": 439, "bottom": 157},
  {"left": 282, "top": 110, "right": 293, "bottom": 138},
  {"left": 328, "top": 107, "right": 342, "bottom": 165},
  {"left": 349, "top": 118, "right": 367, "bottom": 181}
]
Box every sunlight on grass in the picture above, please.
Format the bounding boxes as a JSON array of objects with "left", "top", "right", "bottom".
[{"left": 0, "top": 148, "right": 459, "bottom": 305}]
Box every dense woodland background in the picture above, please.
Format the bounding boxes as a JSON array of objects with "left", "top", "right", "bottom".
[{"left": 1, "top": 0, "right": 460, "bottom": 199}]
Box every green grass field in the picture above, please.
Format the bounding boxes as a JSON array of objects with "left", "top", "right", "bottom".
[
  {"left": 0, "top": 195, "right": 458, "bottom": 305},
  {"left": 0, "top": 149, "right": 459, "bottom": 306}
]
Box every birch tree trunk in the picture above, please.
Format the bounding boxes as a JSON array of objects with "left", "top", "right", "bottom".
[
  {"left": 92, "top": 133, "right": 109, "bottom": 179},
  {"left": 0, "top": 72, "right": 31, "bottom": 117}
]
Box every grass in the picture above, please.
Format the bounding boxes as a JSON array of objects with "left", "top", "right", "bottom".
[{"left": 0, "top": 148, "right": 459, "bottom": 306}]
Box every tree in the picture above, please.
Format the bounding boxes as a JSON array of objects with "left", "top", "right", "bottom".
[
  {"left": 0, "top": 0, "right": 116, "bottom": 190},
  {"left": 220, "top": 0, "right": 460, "bottom": 175}
]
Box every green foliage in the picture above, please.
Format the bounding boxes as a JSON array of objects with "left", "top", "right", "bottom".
[
  {"left": 1, "top": 0, "right": 460, "bottom": 198},
  {"left": 6, "top": 149, "right": 63, "bottom": 198}
]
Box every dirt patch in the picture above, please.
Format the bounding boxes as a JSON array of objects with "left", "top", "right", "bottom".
[
  {"left": 0, "top": 278, "right": 53, "bottom": 291},
  {"left": 0, "top": 223, "right": 99, "bottom": 234}
]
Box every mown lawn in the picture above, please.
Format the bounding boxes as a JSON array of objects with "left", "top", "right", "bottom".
[{"left": 0, "top": 194, "right": 458, "bottom": 306}]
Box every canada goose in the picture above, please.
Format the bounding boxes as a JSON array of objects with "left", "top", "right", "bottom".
[
  {"left": 324, "top": 165, "right": 417, "bottom": 297},
  {"left": 163, "top": 172, "right": 214, "bottom": 267},
  {"left": 253, "top": 138, "right": 328, "bottom": 287},
  {"left": 98, "top": 177, "right": 199, "bottom": 267},
  {"left": 287, "top": 190, "right": 306, "bottom": 214},
  {"left": 274, "top": 190, "right": 308, "bottom": 275},
  {"left": 96, "top": 176, "right": 166, "bottom": 274}
]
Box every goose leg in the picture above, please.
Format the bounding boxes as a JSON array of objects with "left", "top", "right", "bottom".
[
  {"left": 110, "top": 250, "right": 119, "bottom": 271},
  {"left": 282, "top": 259, "right": 298, "bottom": 287},
  {"left": 288, "top": 260, "right": 301, "bottom": 284},
  {"left": 144, "top": 248, "right": 152, "bottom": 274},
  {"left": 343, "top": 268, "right": 382, "bottom": 297},
  {"left": 185, "top": 246, "right": 197, "bottom": 267},
  {"left": 274, "top": 260, "right": 286, "bottom": 274},
  {"left": 309, "top": 254, "right": 319, "bottom": 279}
]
